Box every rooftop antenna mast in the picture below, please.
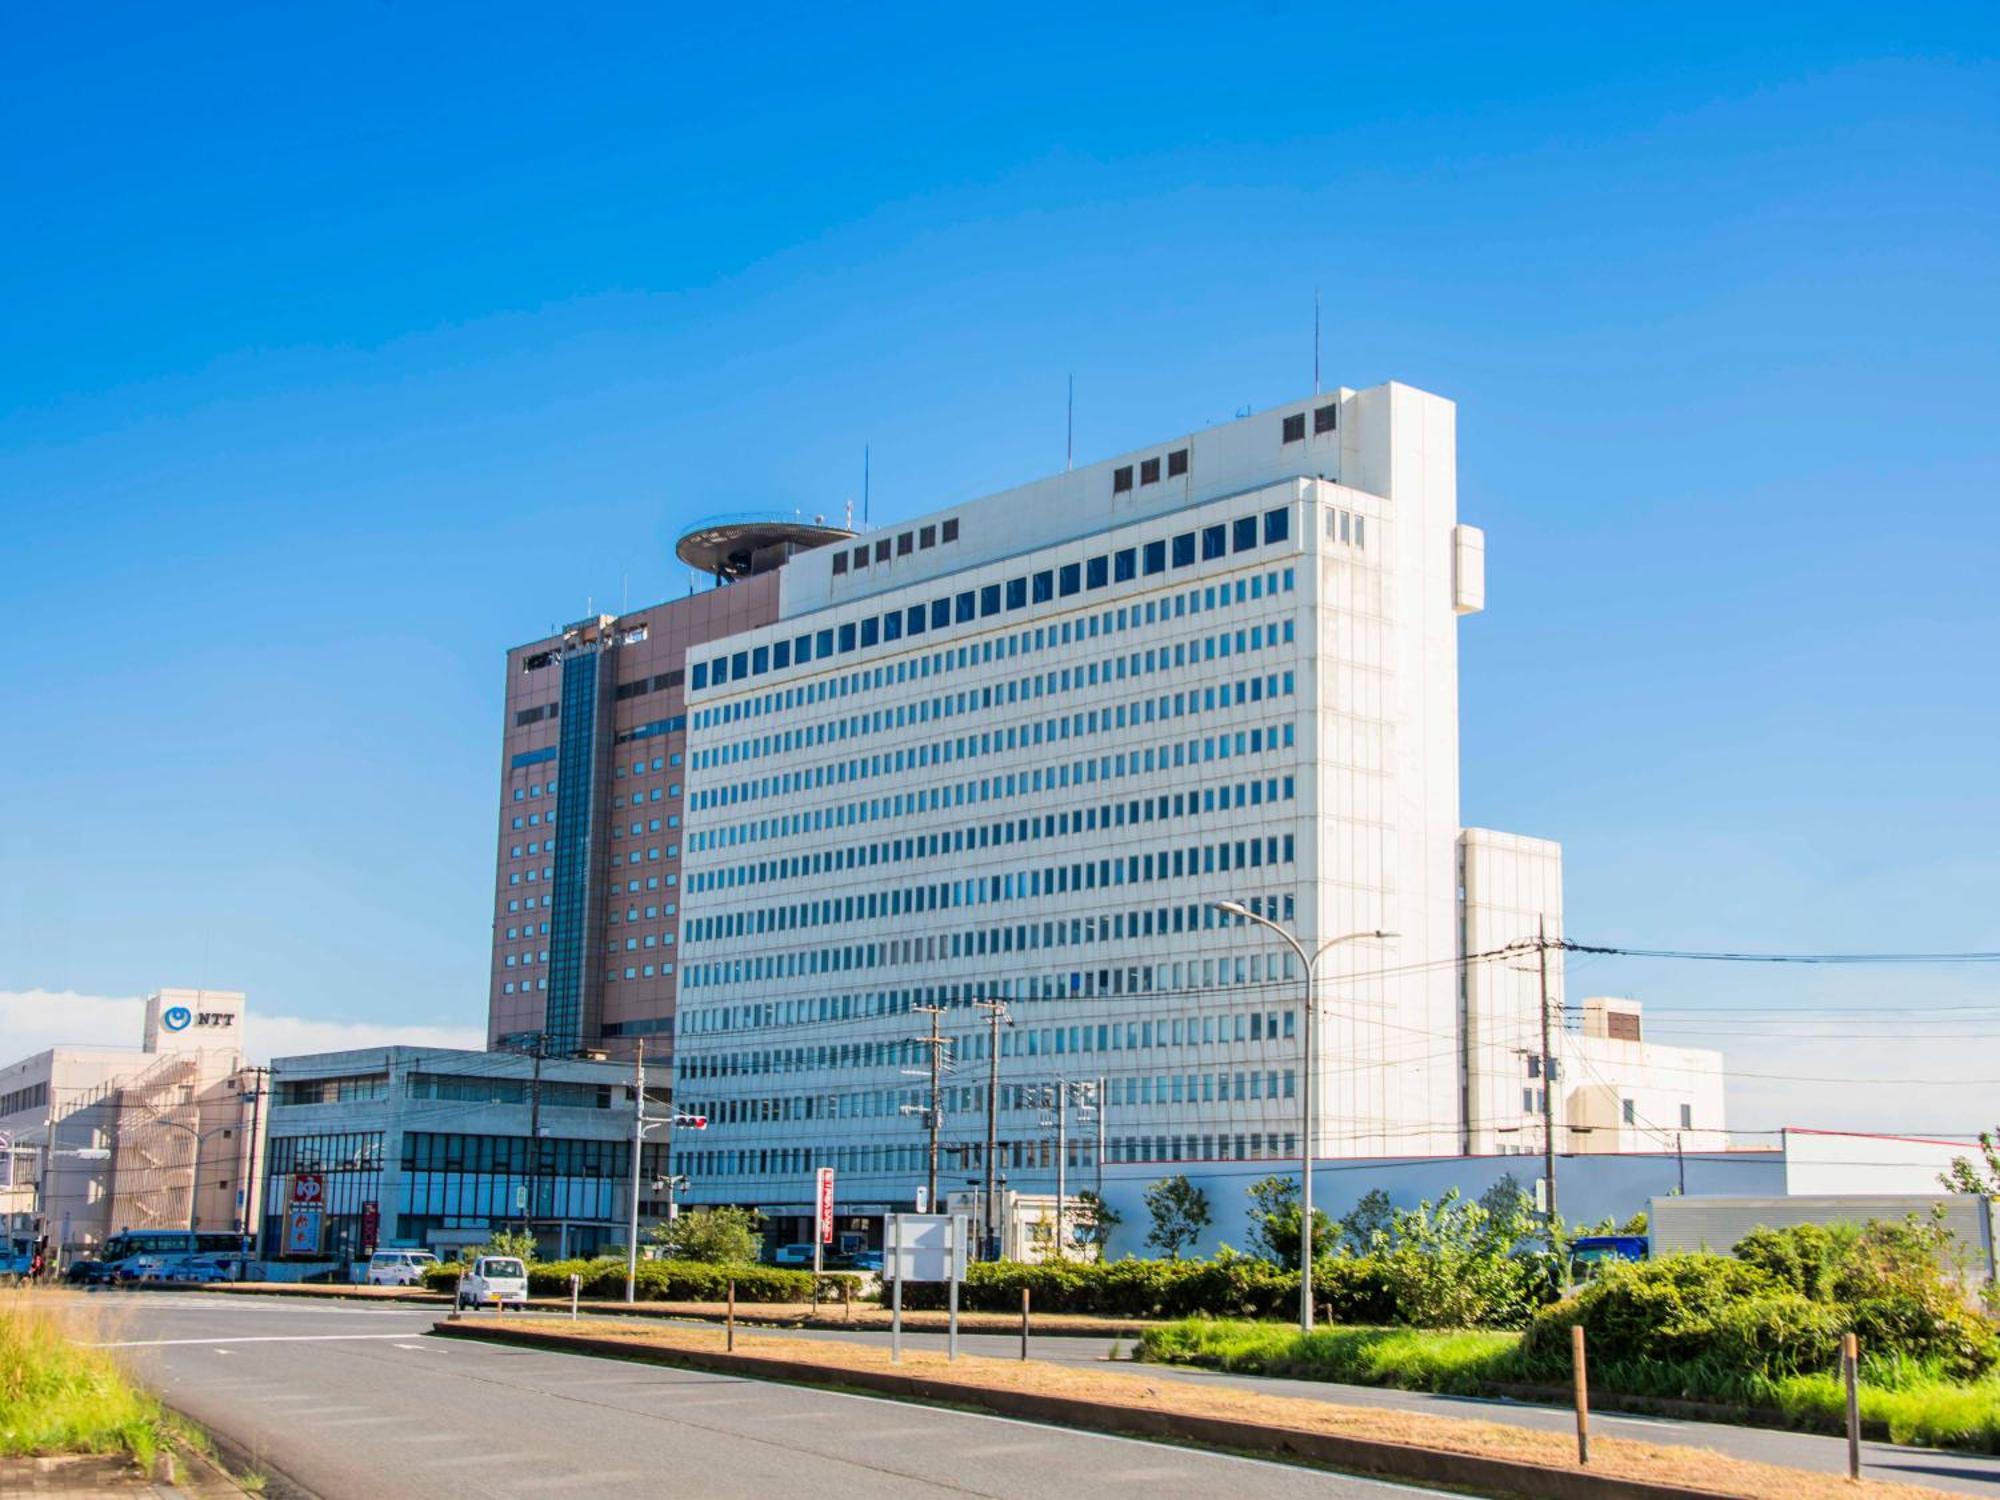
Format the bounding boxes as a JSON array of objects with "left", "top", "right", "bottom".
[
  {"left": 1065, "top": 373, "right": 1074, "bottom": 472},
  {"left": 1313, "top": 288, "right": 1321, "bottom": 394},
  {"left": 863, "top": 444, "right": 871, "bottom": 527}
]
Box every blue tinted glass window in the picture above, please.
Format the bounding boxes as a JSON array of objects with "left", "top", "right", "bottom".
[
  {"left": 1233, "top": 516, "right": 1258, "bottom": 552},
  {"left": 931, "top": 598, "right": 951, "bottom": 629},
  {"left": 908, "top": 604, "right": 927, "bottom": 635},
  {"left": 816, "top": 629, "right": 834, "bottom": 658},
  {"left": 691, "top": 662, "right": 708, "bottom": 690},
  {"left": 838, "top": 622, "right": 857, "bottom": 653},
  {"left": 980, "top": 584, "right": 1001, "bottom": 617},
  {"left": 1006, "top": 577, "right": 1027, "bottom": 610},
  {"left": 1172, "top": 532, "right": 1196, "bottom": 567},
  {"left": 710, "top": 657, "right": 728, "bottom": 685},
  {"left": 883, "top": 611, "right": 902, "bottom": 642},
  {"left": 1143, "top": 539, "right": 1167, "bottom": 575},
  {"left": 1202, "top": 524, "right": 1227, "bottom": 560},
  {"left": 955, "top": 592, "right": 975, "bottom": 623},
  {"left": 1033, "top": 570, "right": 1054, "bottom": 603},
  {"left": 1086, "top": 556, "right": 1109, "bottom": 589},
  {"left": 1114, "top": 549, "right": 1136, "bottom": 582},
  {"left": 751, "top": 646, "right": 769, "bottom": 675},
  {"left": 860, "top": 616, "right": 879, "bottom": 647},
  {"left": 772, "top": 640, "right": 790, "bottom": 669},
  {"left": 1264, "top": 507, "right": 1290, "bottom": 544},
  {"left": 795, "top": 634, "right": 813, "bottom": 664},
  {"left": 1059, "top": 564, "right": 1081, "bottom": 597},
  {"left": 731, "top": 651, "right": 748, "bottom": 679}
]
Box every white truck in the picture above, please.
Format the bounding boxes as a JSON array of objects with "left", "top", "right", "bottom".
[{"left": 455, "top": 1255, "right": 530, "bottom": 1311}]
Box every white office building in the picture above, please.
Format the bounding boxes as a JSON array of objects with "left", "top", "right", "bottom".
[{"left": 667, "top": 381, "right": 1723, "bottom": 1232}]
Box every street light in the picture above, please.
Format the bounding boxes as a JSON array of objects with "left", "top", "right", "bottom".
[
  {"left": 132, "top": 1115, "right": 240, "bottom": 1240},
  {"left": 1213, "top": 901, "right": 1396, "bottom": 1335}
]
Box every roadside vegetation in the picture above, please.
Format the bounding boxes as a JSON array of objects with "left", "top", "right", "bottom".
[
  {"left": 0, "top": 1297, "right": 171, "bottom": 1465},
  {"left": 422, "top": 1255, "right": 859, "bottom": 1302},
  {"left": 1137, "top": 1214, "right": 2000, "bottom": 1452}
]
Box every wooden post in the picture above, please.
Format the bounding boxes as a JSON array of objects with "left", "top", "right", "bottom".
[
  {"left": 1844, "top": 1332, "right": 1862, "bottom": 1481},
  {"left": 569, "top": 1273, "right": 580, "bottom": 1321},
  {"left": 726, "top": 1278, "right": 736, "bottom": 1352},
  {"left": 1020, "top": 1286, "right": 1031, "bottom": 1361},
  {"left": 1571, "top": 1324, "right": 1590, "bottom": 1466},
  {"left": 843, "top": 1278, "right": 852, "bottom": 1322}
]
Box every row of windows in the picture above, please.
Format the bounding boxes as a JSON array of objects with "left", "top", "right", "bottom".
[
  {"left": 674, "top": 1128, "right": 1301, "bottom": 1183},
  {"left": 694, "top": 610, "right": 1297, "bottom": 794},
  {"left": 681, "top": 1066, "right": 1301, "bottom": 1133},
  {"left": 405, "top": 1074, "right": 614, "bottom": 1111},
  {"left": 614, "top": 668, "right": 684, "bottom": 702},
  {"left": 510, "top": 779, "right": 558, "bottom": 802},
  {"left": 699, "top": 509, "right": 1292, "bottom": 691},
  {"left": 1280, "top": 403, "right": 1340, "bottom": 443},
  {"left": 680, "top": 1007, "right": 1300, "bottom": 1085},
  {"left": 694, "top": 675, "right": 1296, "bottom": 838},
  {"left": 692, "top": 776, "right": 1296, "bottom": 937},
  {"left": 830, "top": 515, "right": 961, "bottom": 575},
  {"left": 267, "top": 1132, "right": 385, "bottom": 1175},
  {"left": 677, "top": 895, "right": 1295, "bottom": 1047},
  {"left": 273, "top": 1074, "right": 388, "bottom": 1108},
  {"left": 0, "top": 1080, "right": 48, "bottom": 1117},
  {"left": 691, "top": 787, "right": 1297, "bottom": 946},
  {"left": 692, "top": 738, "right": 1293, "bottom": 896},
  {"left": 1110, "top": 445, "right": 1190, "bottom": 493},
  {"left": 402, "top": 1131, "right": 631, "bottom": 1178}
]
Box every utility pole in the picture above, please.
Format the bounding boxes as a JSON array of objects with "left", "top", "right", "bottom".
[
  {"left": 1094, "top": 1075, "right": 1106, "bottom": 1202},
  {"left": 1049, "top": 1081, "right": 1069, "bottom": 1262},
  {"left": 905, "top": 1006, "right": 949, "bottom": 1210},
  {"left": 625, "top": 1042, "right": 646, "bottom": 1303},
  {"left": 1538, "top": 915, "right": 1561, "bottom": 1264},
  {"left": 975, "top": 998, "right": 1011, "bottom": 1259},
  {"left": 526, "top": 1034, "right": 545, "bottom": 1240},
  {"left": 240, "top": 1067, "right": 267, "bottom": 1246}
]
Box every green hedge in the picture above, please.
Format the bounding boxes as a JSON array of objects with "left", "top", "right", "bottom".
[
  {"left": 892, "top": 1254, "right": 1373, "bottom": 1320},
  {"left": 421, "top": 1256, "right": 857, "bottom": 1303}
]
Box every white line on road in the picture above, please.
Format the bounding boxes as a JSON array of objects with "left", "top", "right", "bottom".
[{"left": 93, "top": 1333, "right": 418, "bottom": 1349}]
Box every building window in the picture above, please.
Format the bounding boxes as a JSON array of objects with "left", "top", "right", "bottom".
[
  {"left": 1622, "top": 1099, "right": 1637, "bottom": 1125},
  {"left": 1139, "top": 457, "right": 1160, "bottom": 485},
  {"left": 1281, "top": 413, "right": 1306, "bottom": 443},
  {"left": 1167, "top": 448, "right": 1188, "bottom": 477},
  {"left": 1232, "top": 515, "right": 1258, "bottom": 552},
  {"left": 851, "top": 546, "right": 868, "bottom": 570},
  {"left": 920, "top": 525, "right": 937, "bottom": 548},
  {"left": 1263, "top": 507, "right": 1290, "bottom": 544},
  {"left": 941, "top": 518, "right": 959, "bottom": 543},
  {"left": 1314, "top": 402, "right": 1337, "bottom": 434},
  {"left": 897, "top": 531, "right": 914, "bottom": 555},
  {"left": 875, "top": 538, "right": 891, "bottom": 563},
  {"left": 1679, "top": 1104, "right": 1693, "bottom": 1129},
  {"left": 1112, "top": 465, "right": 1133, "bottom": 494}
]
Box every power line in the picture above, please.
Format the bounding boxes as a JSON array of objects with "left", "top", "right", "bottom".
[{"left": 1563, "top": 942, "right": 2000, "bottom": 965}]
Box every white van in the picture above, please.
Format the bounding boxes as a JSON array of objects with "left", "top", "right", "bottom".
[
  {"left": 367, "top": 1249, "right": 441, "bottom": 1288},
  {"left": 456, "top": 1255, "right": 529, "bottom": 1311}
]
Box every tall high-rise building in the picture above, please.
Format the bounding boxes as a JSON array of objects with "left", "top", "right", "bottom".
[
  {"left": 488, "top": 523, "right": 851, "bottom": 1057},
  {"left": 659, "top": 381, "right": 1725, "bottom": 1233}
]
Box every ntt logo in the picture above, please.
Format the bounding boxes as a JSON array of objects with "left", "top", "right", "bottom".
[{"left": 162, "top": 1006, "right": 194, "bottom": 1032}]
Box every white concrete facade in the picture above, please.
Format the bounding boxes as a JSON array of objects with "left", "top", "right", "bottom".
[{"left": 665, "top": 382, "right": 1726, "bottom": 1221}]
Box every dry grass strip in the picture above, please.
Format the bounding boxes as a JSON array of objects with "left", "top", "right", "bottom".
[{"left": 460, "top": 1316, "right": 1952, "bottom": 1500}]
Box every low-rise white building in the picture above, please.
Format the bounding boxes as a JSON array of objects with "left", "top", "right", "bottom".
[{"left": 0, "top": 990, "right": 261, "bottom": 1268}]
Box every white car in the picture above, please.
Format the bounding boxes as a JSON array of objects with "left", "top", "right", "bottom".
[
  {"left": 367, "top": 1249, "right": 440, "bottom": 1288},
  {"left": 456, "top": 1255, "right": 529, "bottom": 1311}
]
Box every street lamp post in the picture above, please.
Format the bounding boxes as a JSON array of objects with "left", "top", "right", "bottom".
[{"left": 1213, "top": 902, "right": 1396, "bottom": 1336}]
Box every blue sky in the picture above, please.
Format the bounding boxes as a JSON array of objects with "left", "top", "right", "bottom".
[{"left": 3, "top": 4, "right": 1995, "bottom": 1132}]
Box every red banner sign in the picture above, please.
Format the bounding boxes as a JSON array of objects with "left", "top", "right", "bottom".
[
  {"left": 290, "top": 1173, "right": 325, "bottom": 1206},
  {"left": 815, "top": 1167, "right": 835, "bottom": 1245}
]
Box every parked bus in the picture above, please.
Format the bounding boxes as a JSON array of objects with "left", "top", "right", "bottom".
[{"left": 99, "top": 1230, "right": 253, "bottom": 1266}]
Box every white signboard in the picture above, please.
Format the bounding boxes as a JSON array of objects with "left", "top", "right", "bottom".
[
  {"left": 284, "top": 1206, "right": 324, "bottom": 1257},
  {"left": 886, "top": 1213, "right": 969, "bottom": 1284}
]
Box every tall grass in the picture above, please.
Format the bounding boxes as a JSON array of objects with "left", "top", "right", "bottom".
[
  {"left": 0, "top": 1296, "right": 166, "bottom": 1464},
  {"left": 1137, "top": 1317, "right": 2000, "bottom": 1453}
]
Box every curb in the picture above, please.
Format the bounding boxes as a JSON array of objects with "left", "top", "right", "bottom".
[
  {"left": 430, "top": 1320, "right": 1746, "bottom": 1500},
  {"left": 164, "top": 1406, "right": 321, "bottom": 1500}
]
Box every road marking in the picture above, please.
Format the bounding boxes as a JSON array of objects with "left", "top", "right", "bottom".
[
  {"left": 212, "top": 1348, "right": 235, "bottom": 1356},
  {"left": 394, "top": 1343, "right": 427, "bottom": 1351},
  {"left": 93, "top": 1333, "right": 416, "bottom": 1349}
]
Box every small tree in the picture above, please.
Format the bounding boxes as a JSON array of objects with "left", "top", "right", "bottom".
[
  {"left": 1939, "top": 1128, "right": 1999, "bottom": 1196},
  {"left": 1073, "top": 1189, "right": 1122, "bottom": 1255},
  {"left": 463, "top": 1229, "right": 537, "bottom": 1265},
  {"left": 1245, "top": 1174, "right": 1335, "bottom": 1267},
  {"left": 648, "top": 1206, "right": 761, "bottom": 1264},
  {"left": 1144, "top": 1175, "right": 1211, "bottom": 1260}
]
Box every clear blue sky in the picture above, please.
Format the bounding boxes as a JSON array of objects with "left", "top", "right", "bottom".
[{"left": 3, "top": 5, "right": 1995, "bottom": 1130}]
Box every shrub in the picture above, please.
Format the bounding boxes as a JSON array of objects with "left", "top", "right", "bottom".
[
  {"left": 648, "top": 1206, "right": 761, "bottom": 1265},
  {"left": 423, "top": 1255, "right": 856, "bottom": 1303},
  {"left": 1143, "top": 1176, "right": 1211, "bottom": 1259},
  {"left": 896, "top": 1252, "right": 1299, "bottom": 1318}
]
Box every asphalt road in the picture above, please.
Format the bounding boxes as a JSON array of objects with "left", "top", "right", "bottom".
[
  {"left": 80, "top": 1292, "right": 1445, "bottom": 1500},
  {"left": 528, "top": 1305, "right": 2000, "bottom": 1497}
]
